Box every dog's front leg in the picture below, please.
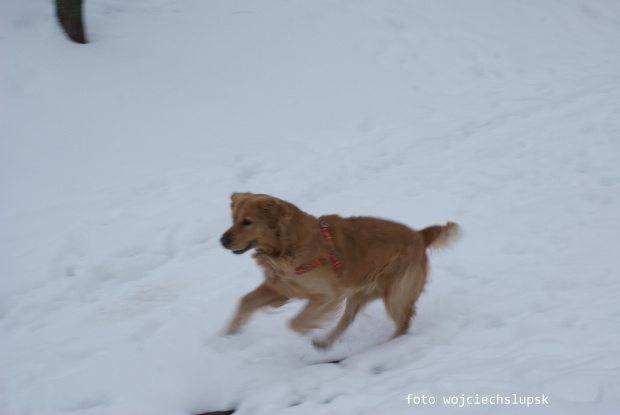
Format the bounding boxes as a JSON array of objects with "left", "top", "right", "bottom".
[
  {"left": 312, "top": 290, "right": 378, "bottom": 349},
  {"left": 289, "top": 297, "right": 325, "bottom": 334},
  {"left": 225, "top": 282, "right": 288, "bottom": 335},
  {"left": 289, "top": 296, "right": 339, "bottom": 334}
]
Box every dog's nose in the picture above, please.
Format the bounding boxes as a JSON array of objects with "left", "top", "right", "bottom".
[{"left": 220, "top": 235, "right": 232, "bottom": 248}]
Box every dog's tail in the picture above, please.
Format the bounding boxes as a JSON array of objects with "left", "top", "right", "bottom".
[{"left": 420, "top": 221, "right": 461, "bottom": 250}]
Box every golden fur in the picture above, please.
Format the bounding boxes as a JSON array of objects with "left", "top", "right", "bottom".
[{"left": 220, "top": 192, "right": 460, "bottom": 349}]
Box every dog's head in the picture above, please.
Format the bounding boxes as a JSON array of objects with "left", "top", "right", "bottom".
[{"left": 220, "top": 192, "right": 291, "bottom": 255}]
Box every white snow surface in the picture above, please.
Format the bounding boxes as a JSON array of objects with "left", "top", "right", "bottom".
[{"left": 2, "top": 0, "right": 620, "bottom": 414}]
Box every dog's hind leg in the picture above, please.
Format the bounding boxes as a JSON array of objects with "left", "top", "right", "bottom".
[
  {"left": 225, "top": 282, "right": 288, "bottom": 335},
  {"left": 312, "top": 289, "right": 378, "bottom": 349},
  {"left": 383, "top": 263, "right": 428, "bottom": 339}
]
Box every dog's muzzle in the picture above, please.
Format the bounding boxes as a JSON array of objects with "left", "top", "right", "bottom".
[
  {"left": 232, "top": 241, "right": 257, "bottom": 255},
  {"left": 220, "top": 235, "right": 257, "bottom": 254},
  {"left": 220, "top": 235, "right": 232, "bottom": 248}
]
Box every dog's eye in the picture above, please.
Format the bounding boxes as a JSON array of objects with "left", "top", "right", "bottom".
[{"left": 242, "top": 219, "right": 252, "bottom": 226}]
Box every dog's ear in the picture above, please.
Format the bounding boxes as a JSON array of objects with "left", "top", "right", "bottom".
[
  {"left": 259, "top": 198, "right": 290, "bottom": 229},
  {"left": 230, "top": 192, "right": 252, "bottom": 211}
]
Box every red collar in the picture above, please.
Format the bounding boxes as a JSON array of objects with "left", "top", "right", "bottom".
[
  {"left": 272, "top": 221, "right": 341, "bottom": 281},
  {"left": 294, "top": 221, "right": 341, "bottom": 275}
]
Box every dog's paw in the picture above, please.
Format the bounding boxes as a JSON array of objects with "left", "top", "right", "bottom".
[
  {"left": 224, "top": 325, "right": 240, "bottom": 336},
  {"left": 289, "top": 317, "right": 325, "bottom": 334},
  {"left": 312, "top": 337, "right": 332, "bottom": 350},
  {"left": 289, "top": 320, "right": 314, "bottom": 335}
]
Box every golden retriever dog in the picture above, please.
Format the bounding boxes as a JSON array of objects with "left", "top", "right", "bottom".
[{"left": 220, "top": 192, "right": 460, "bottom": 349}]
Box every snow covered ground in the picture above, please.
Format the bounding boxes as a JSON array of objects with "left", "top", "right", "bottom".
[{"left": 2, "top": 0, "right": 620, "bottom": 414}]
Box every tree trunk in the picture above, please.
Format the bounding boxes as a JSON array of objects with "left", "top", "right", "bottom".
[{"left": 56, "top": 0, "right": 87, "bottom": 44}]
